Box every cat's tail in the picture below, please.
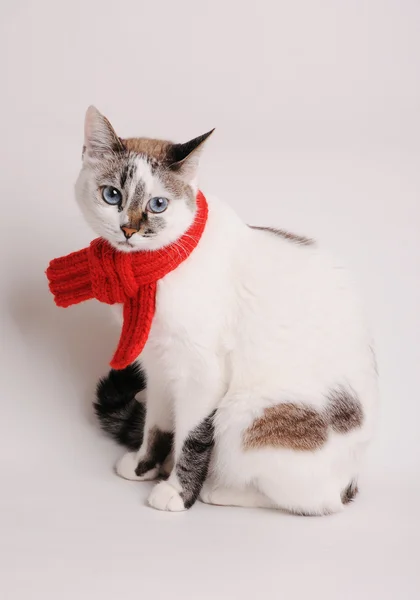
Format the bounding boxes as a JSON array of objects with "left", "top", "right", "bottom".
[{"left": 94, "top": 363, "right": 146, "bottom": 451}]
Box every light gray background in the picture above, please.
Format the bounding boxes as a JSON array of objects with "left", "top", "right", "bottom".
[{"left": 1, "top": 1, "right": 419, "bottom": 599}]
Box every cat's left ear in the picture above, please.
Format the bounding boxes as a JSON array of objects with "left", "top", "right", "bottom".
[{"left": 168, "top": 129, "right": 214, "bottom": 182}]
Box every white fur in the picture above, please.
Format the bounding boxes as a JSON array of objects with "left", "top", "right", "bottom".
[
  {"left": 148, "top": 481, "right": 186, "bottom": 512},
  {"left": 200, "top": 482, "right": 274, "bottom": 509},
  {"left": 131, "top": 196, "right": 377, "bottom": 514},
  {"left": 76, "top": 116, "right": 378, "bottom": 515}
]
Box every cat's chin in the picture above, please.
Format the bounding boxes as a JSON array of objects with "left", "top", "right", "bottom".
[
  {"left": 114, "top": 240, "right": 138, "bottom": 253},
  {"left": 109, "top": 237, "right": 162, "bottom": 253}
]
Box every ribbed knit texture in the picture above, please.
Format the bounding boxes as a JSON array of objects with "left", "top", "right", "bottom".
[{"left": 46, "top": 191, "right": 208, "bottom": 369}]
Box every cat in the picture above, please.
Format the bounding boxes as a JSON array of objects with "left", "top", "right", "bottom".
[{"left": 77, "top": 106, "right": 378, "bottom": 514}]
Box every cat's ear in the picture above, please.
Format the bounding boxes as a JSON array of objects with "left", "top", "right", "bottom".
[
  {"left": 83, "top": 106, "right": 123, "bottom": 158},
  {"left": 168, "top": 130, "right": 214, "bottom": 182}
]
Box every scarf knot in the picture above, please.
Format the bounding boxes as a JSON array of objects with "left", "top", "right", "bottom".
[{"left": 89, "top": 239, "right": 138, "bottom": 304}]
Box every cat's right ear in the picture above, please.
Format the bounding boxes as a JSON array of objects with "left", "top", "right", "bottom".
[
  {"left": 83, "top": 106, "right": 123, "bottom": 159},
  {"left": 167, "top": 129, "right": 214, "bottom": 182}
]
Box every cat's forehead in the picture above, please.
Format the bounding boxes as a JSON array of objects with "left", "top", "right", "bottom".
[
  {"left": 97, "top": 150, "right": 159, "bottom": 194},
  {"left": 93, "top": 138, "right": 192, "bottom": 203},
  {"left": 122, "top": 137, "right": 172, "bottom": 163},
  {"left": 95, "top": 137, "right": 169, "bottom": 178}
]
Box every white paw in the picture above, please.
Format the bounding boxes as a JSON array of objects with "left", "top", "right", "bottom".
[
  {"left": 148, "top": 481, "right": 186, "bottom": 512},
  {"left": 115, "top": 452, "right": 158, "bottom": 481}
]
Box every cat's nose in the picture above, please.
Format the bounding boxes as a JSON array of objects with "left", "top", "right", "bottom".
[{"left": 121, "top": 225, "right": 138, "bottom": 239}]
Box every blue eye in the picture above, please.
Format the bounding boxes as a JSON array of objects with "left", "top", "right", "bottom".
[
  {"left": 147, "top": 197, "right": 169, "bottom": 213},
  {"left": 101, "top": 186, "right": 122, "bottom": 206}
]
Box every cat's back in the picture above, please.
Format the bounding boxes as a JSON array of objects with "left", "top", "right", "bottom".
[
  {"left": 238, "top": 222, "right": 360, "bottom": 317},
  {"left": 197, "top": 195, "right": 367, "bottom": 350},
  {"left": 229, "top": 221, "right": 373, "bottom": 396}
]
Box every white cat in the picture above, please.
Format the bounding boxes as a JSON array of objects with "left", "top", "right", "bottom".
[{"left": 77, "top": 106, "right": 378, "bottom": 514}]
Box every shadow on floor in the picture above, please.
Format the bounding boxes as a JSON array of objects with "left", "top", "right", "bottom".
[{"left": 8, "top": 277, "right": 119, "bottom": 423}]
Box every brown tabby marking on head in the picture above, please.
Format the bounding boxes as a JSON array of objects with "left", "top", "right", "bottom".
[
  {"left": 126, "top": 180, "right": 145, "bottom": 215},
  {"left": 243, "top": 403, "right": 328, "bottom": 451},
  {"left": 121, "top": 138, "right": 195, "bottom": 208},
  {"left": 122, "top": 137, "right": 172, "bottom": 163},
  {"left": 327, "top": 386, "right": 363, "bottom": 433},
  {"left": 250, "top": 226, "right": 314, "bottom": 246}
]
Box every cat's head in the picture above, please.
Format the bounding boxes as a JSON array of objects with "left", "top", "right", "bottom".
[{"left": 75, "top": 106, "right": 213, "bottom": 252}]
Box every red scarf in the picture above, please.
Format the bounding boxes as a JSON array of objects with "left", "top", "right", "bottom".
[{"left": 46, "top": 191, "right": 208, "bottom": 370}]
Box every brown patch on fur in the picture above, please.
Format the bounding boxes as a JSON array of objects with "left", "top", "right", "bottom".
[
  {"left": 327, "top": 387, "right": 363, "bottom": 433},
  {"left": 341, "top": 480, "right": 359, "bottom": 504},
  {"left": 243, "top": 386, "right": 363, "bottom": 453},
  {"left": 122, "top": 137, "right": 173, "bottom": 163},
  {"left": 243, "top": 404, "right": 328, "bottom": 451},
  {"left": 250, "top": 226, "right": 314, "bottom": 246}
]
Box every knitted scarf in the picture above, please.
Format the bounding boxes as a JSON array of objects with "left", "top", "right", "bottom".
[{"left": 46, "top": 191, "right": 208, "bottom": 370}]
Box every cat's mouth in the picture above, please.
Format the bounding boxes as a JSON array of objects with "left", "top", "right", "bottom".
[
  {"left": 114, "top": 233, "right": 159, "bottom": 252},
  {"left": 116, "top": 240, "right": 135, "bottom": 249}
]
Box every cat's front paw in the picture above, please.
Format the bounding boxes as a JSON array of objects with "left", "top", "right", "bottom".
[
  {"left": 115, "top": 451, "right": 158, "bottom": 481},
  {"left": 148, "top": 481, "right": 186, "bottom": 512}
]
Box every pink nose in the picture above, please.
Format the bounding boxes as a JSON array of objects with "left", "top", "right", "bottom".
[{"left": 121, "top": 226, "right": 138, "bottom": 239}]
